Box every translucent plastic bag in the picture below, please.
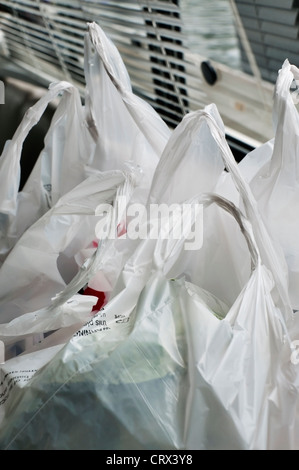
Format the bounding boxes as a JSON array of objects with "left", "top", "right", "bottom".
[
  {"left": 0, "top": 170, "right": 136, "bottom": 416},
  {"left": 69, "top": 21, "right": 173, "bottom": 301},
  {"left": 0, "top": 288, "right": 98, "bottom": 428},
  {"left": 0, "top": 165, "right": 141, "bottom": 430},
  {"left": 237, "top": 60, "right": 299, "bottom": 310},
  {"left": 0, "top": 167, "right": 139, "bottom": 324},
  {"left": 0, "top": 81, "right": 94, "bottom": 265},
  {"left": 147, "top": 103, "right": 291, "bottom": 321},
  {"left": 0, "top": 194, "right": 295, "bottom": 450},
  {"left": 84, "top": 22, "right": 171, "bottom": 203}
]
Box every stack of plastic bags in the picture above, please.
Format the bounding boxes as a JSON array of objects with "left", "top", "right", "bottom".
[{"left": 0, "top": 22, "right": 298, "bottom": 450}]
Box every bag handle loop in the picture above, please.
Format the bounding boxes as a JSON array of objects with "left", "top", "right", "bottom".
[
  {"left": 197, "top": 109, "right": 292, "bottom": 324},
  {"left": 0, "top": 81, "right": 77, "bottom": 215},
  {"left": 152, "top": 193, "right": 259, "bottom": 274}
]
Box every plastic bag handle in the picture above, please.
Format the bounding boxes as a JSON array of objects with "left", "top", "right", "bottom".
[
  {"left": 153, "top": 193, "right": 259, "bottom": 274},
  {"left": 270, "top": 60, "right": 299, "bottom": 180},
  {"left": 49, "top": 170, "right": 139, "bottom": 309},
  {"left": 199, "top": 110, "right": 292, "bottom": 321},
  {"left": 0, "top": 81, "right": 78, "bottom": 221},
  {"left": 274, "top": 59, "right": 299, "bottom": 112},
  {"left": 83, "top": 24, "right": 132, "bottom": 142},
  {"left": 202, "top": 193, "right": 259, "bottom": 269},
  {"left": 86, "top": 22, "right": 170, "bottom": 156},
  {"left": 11, "top": 81, "right": 76, "bottom": 148},
  {"left": 0, "top": 169, "right": 139, "bottom": 337},
  {"left": 86, "top": 22, "right": 132, "bottom": 96},
  {"left": 155, "top": 191, "right": 291, "bottom": 342},
  {"left": 276, "top": 61, "right": 295, "bottom": 99},
  {"left": 0, "top": 81, "right": 78, "bottom": 217}
]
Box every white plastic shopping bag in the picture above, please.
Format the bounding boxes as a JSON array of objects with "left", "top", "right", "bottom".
[
  {"left": 147, "top": 103, "right": 291, "bottom": 318},
  {"left": 0, "top": 290, "right": 98, "bottom": 428},
  {"left": 0, "top": 81, "right": 94, "bottom": 265},
  {"left": 146, "top": 103, "right": 249, "bottom": 307},
  {"left": 0, "top": 194, "right": 296, "bottom": 450},
  {"left": 83, "top": 102, "right": 253, "bottom": 310},
  {"left": 0, "top": 191, "right": 211, "bottom": 449},
  {"left": 0, "top": 293, "right": 98, "bottom": 360},
  {"left": 84, "top": 22, "right": 171, "bottom": 203},
  {"left": 178, "top": 203, "right": 297, "bottom": 450},
  {"left": 72, "top": 21, "right": 172, "bottom": 301},
  {"left": 237, "top": 59, "right": 299, "bottom": 310},
  {"left": 0, "top": 167, "right": 140, "bottom": 324}
]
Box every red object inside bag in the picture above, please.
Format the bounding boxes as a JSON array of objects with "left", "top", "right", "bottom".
[{"left": 84, "top": 287, "right": 106, "bottom": 312}]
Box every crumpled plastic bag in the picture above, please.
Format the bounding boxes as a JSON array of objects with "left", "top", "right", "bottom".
[
  {"left": 0, "top": 81, "right": 94, "bottom": 265},
  {"left": 147, "top": 103, "right": 291, "bottom": 321},
  {"left": 221, "top": 60, "right": 299, "bottom": 310},
  {"left": 0, "top": 194, "right": 295, "bottom": 450},
  {"left": 84, "top": 22, "right": 171, "bottom": 204},
  {"left": 0, "top": 169, "right": 135, "bottom": 324}
]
